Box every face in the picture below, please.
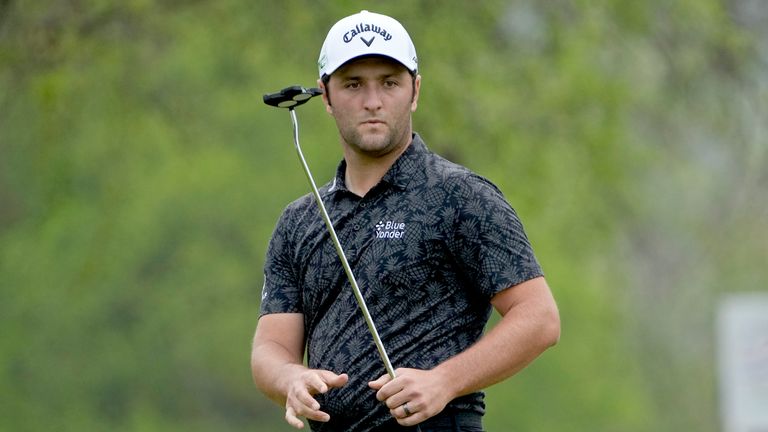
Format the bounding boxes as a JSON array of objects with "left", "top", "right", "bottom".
[{"left": 320, "top": 57, "right": 421, "bottom": 159}]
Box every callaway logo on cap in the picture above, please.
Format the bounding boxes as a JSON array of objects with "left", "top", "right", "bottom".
[{"left": 318, "top": 10, "right": 418, "bottom": 78}]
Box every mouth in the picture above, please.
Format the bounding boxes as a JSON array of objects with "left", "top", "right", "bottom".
[{"left": 362, "top": 119, "right": 385, "bottom": 125}]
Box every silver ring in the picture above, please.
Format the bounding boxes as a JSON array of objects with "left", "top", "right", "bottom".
[{"left": 402, "top": 402, "right": 412, "bottom": 417}]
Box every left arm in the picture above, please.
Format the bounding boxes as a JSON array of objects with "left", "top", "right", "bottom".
[{"left": 369, "top": 276, "right": 560, "bottom": 426}]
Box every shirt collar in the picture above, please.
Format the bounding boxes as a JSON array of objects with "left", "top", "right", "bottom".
[
  {"left": 325, "top": 133, "right": 429, "bottom": 196},
  {"left": 381, "top": 133, "right": 428, "bottom": 190}
]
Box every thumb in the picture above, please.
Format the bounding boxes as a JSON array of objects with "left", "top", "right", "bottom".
[{"left": 367, "top": 373, "right": 391, "bottom": 390}]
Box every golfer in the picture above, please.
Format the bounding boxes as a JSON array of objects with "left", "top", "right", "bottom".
[{"left": 252, "top": 10, "right": 560, "bottom": 432}]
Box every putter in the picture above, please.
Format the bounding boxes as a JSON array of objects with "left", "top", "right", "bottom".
[{"left": 263, "top": 85, "right": 397, "bottom": 380}]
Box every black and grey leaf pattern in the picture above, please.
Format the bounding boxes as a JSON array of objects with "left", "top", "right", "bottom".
[{"left": 260, "top": 134, "right": 543, "bottom": 432}]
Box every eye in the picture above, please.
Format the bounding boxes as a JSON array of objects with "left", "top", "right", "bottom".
[
  {"left": 345, "top": 81, "right": 361, "bottom": 89},
  {"left": 383, "top": 80, "right": 398, "bottom": 88}
]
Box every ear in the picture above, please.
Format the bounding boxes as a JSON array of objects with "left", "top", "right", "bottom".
[
  {"left": 410, "top": 74, "right": 421, "bottom": 112},
  {"left": 318, "top": 78, "right": 333, "bottom": 114}
]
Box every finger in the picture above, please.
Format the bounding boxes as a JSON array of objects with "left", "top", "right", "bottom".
[
  {"left": 287, "top": 377, "right": 321, "bottom": 411},
  {"left": 384, "top": 391, "right": 410, "bottom": 410},
  {"left": 304, "top": 373, "right": 330, "bottom": 395},
  {"left": 288, "top": 397, "right": 331, "bottom": 423},
  {"left": 396, "top": 410, "right": 427, "bottom": 428},
  {"left": 367, "top": 373, "right": 391, "bottom": 390},
  {"left": 397, "top": 415, "right": 421, "bottom": 427},
  {"left": 377, "top": 379, "right": 407, "bottom": 404},
  {"left": 320, "top": 371, "right": 349, "bottom": 389},
  {"left": 284, "top": 405, "right": 305, "bottom": 429},
  {"left": 293, "top": 388, "right": 321, "bottom": 411},
  {"left": 287, "top": 386, "right": 332, "bottom": 423},
  {"left": 392, "top": 399, "right": 424, "bottom": 417},
  {"left": 301, "top": 408, "right": 331, "bottom": 423},
  {"left": 390, "top": 403, "right": 410, "bottom": 419}
]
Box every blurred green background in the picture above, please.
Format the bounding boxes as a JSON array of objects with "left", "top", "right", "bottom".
[{"left": 1, "top": 1, "right": 766, "bottom": 431}]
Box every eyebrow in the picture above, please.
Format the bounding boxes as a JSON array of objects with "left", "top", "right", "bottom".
[
  {"left": 338, "top": 71, "right": 403, "bottom": 82},
  {"left": 345, "top": 75, "right": 392, "bottom": 81}
]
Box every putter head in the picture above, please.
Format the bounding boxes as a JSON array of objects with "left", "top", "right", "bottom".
[{"left": 263, "top": 86, "right": 323, "bottom": 109}]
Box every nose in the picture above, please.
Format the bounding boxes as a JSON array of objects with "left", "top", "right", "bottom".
[{"left": 361, "top": 84, "right": 383, "bottom": 111}]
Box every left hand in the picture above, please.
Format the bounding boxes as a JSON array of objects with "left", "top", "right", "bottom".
[{"left": 368, "top": 368, "right": 454, "bottom": 427}]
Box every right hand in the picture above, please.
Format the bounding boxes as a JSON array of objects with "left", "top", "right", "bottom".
[{"left": 284, "top": 367, "right": 349, "bottom": 429}]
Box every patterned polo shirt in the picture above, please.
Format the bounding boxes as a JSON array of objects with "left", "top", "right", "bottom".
[{"left": 260, "top": 133, "right": 543, "bottom": 432}]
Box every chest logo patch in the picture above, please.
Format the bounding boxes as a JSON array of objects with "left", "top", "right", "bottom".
[{"left": 375, "top": 220, "right": 406, "bottom": 239}]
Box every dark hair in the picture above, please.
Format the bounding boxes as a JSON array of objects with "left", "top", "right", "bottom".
[{"left": 321, "top": 73, "right": 332, "bottom": 104}]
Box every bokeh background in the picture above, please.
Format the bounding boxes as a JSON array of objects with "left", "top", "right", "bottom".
[{"left": 1, "top": 1, "right": 767, "bottom": 431}]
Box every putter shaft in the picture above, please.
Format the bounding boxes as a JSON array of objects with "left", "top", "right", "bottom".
[{"left": 289, "top": 109, "right": 397, "bottom": 379}]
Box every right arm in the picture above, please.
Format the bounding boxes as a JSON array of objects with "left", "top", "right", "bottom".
[{"left": 251, "top": 313, "right": 348, "bottom": 429}]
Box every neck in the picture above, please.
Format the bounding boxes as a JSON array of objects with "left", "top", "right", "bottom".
[{"left": 343, "top": 137, "right": 412, "bottom": 197}]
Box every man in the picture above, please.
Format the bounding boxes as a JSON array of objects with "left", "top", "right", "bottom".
[{"left": 252, "top": 10, "right": 560, "bottom": 432}]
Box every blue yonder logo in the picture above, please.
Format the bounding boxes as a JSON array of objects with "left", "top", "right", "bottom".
[{"left": 375, "top": 220, "right": 405, "bottom": 239}]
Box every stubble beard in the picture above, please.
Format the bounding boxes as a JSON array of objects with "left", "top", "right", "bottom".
[
  {"left": 338, "top": 114, "right": 411, "bottom": 158},
  {"left": 343, "top": 128, "right": 394, "bottom": 157}
]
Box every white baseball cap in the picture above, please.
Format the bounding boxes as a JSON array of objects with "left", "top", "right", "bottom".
[{"left": 318, "top": 10, "right": 418, "bottom": 78}]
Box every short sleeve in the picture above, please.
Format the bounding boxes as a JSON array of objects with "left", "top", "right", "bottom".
[
  {"left": 447, "top": 174, "right": 543, "bottom": 298},
  {"left": 260, "top": 207, "right": 303, "bottom": 316}
]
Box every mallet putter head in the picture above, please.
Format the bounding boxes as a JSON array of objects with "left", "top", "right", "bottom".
[{"left": 263, "top": 85, "right": 322, "bottom": 109}]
